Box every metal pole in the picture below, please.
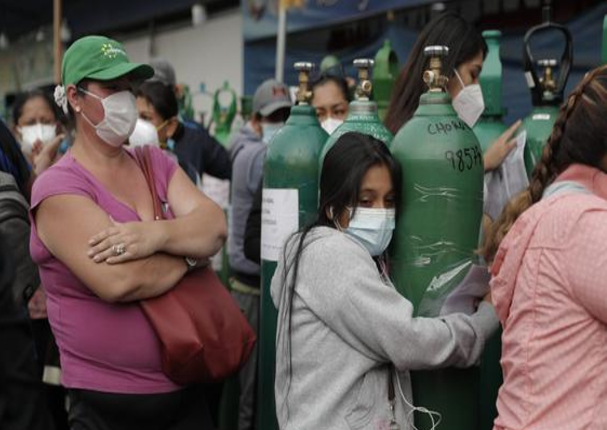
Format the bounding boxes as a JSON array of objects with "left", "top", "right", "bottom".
[
  {"left": 53, "top": 0, "right": 63, "bottom": 84},
  {"left": 275, "top": 4, "right": 286, "bottom": 82}
]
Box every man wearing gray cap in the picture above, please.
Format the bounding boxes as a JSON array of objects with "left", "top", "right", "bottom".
[
  {"left": 148, "top": 58, "right": 177, "bottom": 88},
  {"left": 227, "top": 79, "right": 291, "bottom": 430}
]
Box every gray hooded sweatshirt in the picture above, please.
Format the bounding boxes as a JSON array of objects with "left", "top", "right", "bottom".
[
  {"left": 271, "top": 226, "right": 499, "bottom": 430},
  {"left": 228, "top": 123, "right": 265, "bottom": 276}
]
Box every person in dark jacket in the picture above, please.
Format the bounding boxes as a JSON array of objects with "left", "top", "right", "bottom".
[
  {"left": 0, "top": 119, "right": 33, "bottom": 200},
  {"left": 136, "top": 81, "right": 231, "bottom": 183},
  {"left": 0, "top": 123, "right": 54, "bottom": 430},
  {"left": 0, "top": 119, "right": 67, "bottom": 430}
]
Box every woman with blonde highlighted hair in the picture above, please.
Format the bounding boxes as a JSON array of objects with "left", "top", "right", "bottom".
[{"left": 482, "top": 65, "right": 607, "bottom": 430}]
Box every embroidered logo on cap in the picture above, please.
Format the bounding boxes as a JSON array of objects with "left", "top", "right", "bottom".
[{"left": 101, "top": 43, "right": 127, "bottom": 59}]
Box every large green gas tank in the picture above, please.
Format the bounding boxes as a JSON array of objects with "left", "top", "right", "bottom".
[
  {"left": 320, "top": 59, "right": 393, "bottom": 166},
  {"left": 521, "top": 4, "right": 572, "bottom": 176},
  {"left": 212, "top": 81, "right": 238, "bottom": 146},
  {"left": 391, "top": 46, "right": 484, "bottom": 430},
  {"left": 474, "top": 30, "right": 508, "bottom": 151},
  {"left": 373, "top": 40, "right": 399, "bottom": 122},
  {"left": 522, "top": 102, "right": 559, "bottom": 173},
  {"left": 256, "top": 62, "right": 328, "bottom": 430},
  {"left": 473, "top": 29, "right": 507, "bottom": 430}
]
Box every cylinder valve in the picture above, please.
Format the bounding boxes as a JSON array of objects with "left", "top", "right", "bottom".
[
  {"left": 422, "top": 45, "right": 449, "bottom": 92},
  {"left": 353, "top": 58, "right": 374, "bottom": 100},
  {"left": 538, "top": 58, "right": 558, "bottom": 92},
  {"left": 294, "top": 62, "right": 314, "bottom": 104}
]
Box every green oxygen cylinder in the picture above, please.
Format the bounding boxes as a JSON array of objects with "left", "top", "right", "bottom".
[
  {"left": 521, "top": 3, "right": 573, "bottom": 176},
  {"left": 319, "top": 58, "right": 393, "bottom": 166},
  {"left": 522, "top": 59, "right": 562, "bottom": 175},
  {"left": 373, "top": 40, "right": 400, "bottom": 122},
  {"left": 320, "top": 54, "right": 341, "bottom": 73},
  {"left": 256, "top": 62, "right": 328, "bottom": 430},
  {"left": 473, "top": 30, "right": 508, "bottom": 152},
  {"left": 212, "top": 81, "right": 238, "bottom": 146},
  {"left": 390, "top": 46, "right": 484, "bottom": 430},
  {"left": 473, "top": 29, "right": 507, "bottom": 430}
]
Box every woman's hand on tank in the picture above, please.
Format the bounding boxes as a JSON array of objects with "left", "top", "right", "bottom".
[
  {"left": 87, "top": 218, "right": 166, "bottom": 264},
  {"left": 483, "top": 119, "right": 521, "bottom": 172}
]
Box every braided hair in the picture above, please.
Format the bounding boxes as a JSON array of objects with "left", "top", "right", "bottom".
[{"left": 481, "top": 65, "right": 607, "bottom": 261}]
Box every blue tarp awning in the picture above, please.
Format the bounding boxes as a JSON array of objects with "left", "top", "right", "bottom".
[{"left": 244, "top": 2, "right": 607, "bottom": 126}]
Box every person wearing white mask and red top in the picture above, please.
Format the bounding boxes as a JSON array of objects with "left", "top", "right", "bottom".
[
  {"left": 272, "top": 132, "right": 498, "bottom": 430},
  {"left": 385, "top": 12, "right": 521, "bottom": 174},
  {"left": 12, "top": 90, "right": 66, "bottom": 175},
  {"left": 30, "top": 35, "right": 226, "bottom": 429}
]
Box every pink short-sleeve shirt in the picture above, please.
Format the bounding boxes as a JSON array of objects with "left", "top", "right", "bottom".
[{"left": 29, "top": 146, "right": 181, "bottom": 394}]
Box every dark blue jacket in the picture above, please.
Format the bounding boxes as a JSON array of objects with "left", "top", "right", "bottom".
[{"left": 172, "top": 121, "right": 231, "bottom": 183}]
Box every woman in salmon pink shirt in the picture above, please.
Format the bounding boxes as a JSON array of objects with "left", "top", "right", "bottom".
[{"left": 481, "top": 65, "right": 607, "bottom": 430}]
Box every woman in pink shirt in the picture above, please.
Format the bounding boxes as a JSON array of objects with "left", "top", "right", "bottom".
[
  {"left": 482, "top": 65, "right": 607, "bottom": 429},
  {"left": 30, "top": 36, "right": 226, "bottom": 429}
]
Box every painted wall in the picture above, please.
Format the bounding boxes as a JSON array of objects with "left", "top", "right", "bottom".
[{"left": 122, "top": 9, "right": 243, "bottom": 126}]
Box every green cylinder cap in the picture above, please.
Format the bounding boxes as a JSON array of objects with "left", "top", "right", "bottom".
[
  {"left": 320, "top": 55, "right": 340, "bottom": 73},
  {"left": 480, "top": 30, "right": 503, "bottom": 117},
  {"left": 212, "top": 81, "right": 237, "bottom": 146},
  {"left": 373, "top": 40, "right": 399, "bottom": 122}
]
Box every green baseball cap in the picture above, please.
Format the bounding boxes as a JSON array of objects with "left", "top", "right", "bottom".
[{"left": 62, "top": 35, "right": 154, "bottom": 87}]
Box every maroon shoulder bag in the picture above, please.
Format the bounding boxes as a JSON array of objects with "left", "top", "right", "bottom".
[{"left": 134, "top": 146, "right": 256, "bottom": 385}]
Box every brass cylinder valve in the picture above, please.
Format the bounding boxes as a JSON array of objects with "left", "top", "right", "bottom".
[
  {"left": 422, "top": 45, "right": 450, "bottom": 92},
  {"left": 353, "top": 58, "right": 374, "bottom": 100},
  {"left": 294, "top": 62, "right": 314, "bottom": 104},
  {"left": 538, "top": 58, "right": 557, "bottom": 92}
]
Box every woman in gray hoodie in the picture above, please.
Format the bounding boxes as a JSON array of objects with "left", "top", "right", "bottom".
[{"left": 271, "top": 132, "right": 499, "bottom": 430}]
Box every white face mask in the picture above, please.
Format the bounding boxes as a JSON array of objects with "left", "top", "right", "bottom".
[
  {"left": 343, "top": 207, "right": 396, "bottom": 256},
  {"left": 79, "top": 89, "right": 138, "bottom": 147},
  {"left": 129, "top": 118, "right": 160, "bottom": 147},
  {"left": 261, "top": 122, "right": 284, "bottom": 144},
  {"left": 452, "top": 70, "right": 485, "bottom": 128},
  {"left": 321, "top": 117, "right": 344, "bottom": 135},
  {"left": 18, "top": 123, "right": 57, "bottom": 155}
]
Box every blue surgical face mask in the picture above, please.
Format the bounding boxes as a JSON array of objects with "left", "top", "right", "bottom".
[
  {"left": 343, "top": 207, "right": 396, "bottom": 256},
  {"left": 261, "top": 122, "right": 284, "bottom": 144}
]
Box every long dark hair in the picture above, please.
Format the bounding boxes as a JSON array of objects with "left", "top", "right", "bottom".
[
  {"left": 311, "top": 74, "right": 351, "bottom": 104},
  {"left": 481, "top": 65, "right": 607, "bottom": 261},
  {"left": 384, "top": 12, "right": 488, "bottom": 134},
  {"left": 279, "top": 132, "right": 400, "bottom": 415}
]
